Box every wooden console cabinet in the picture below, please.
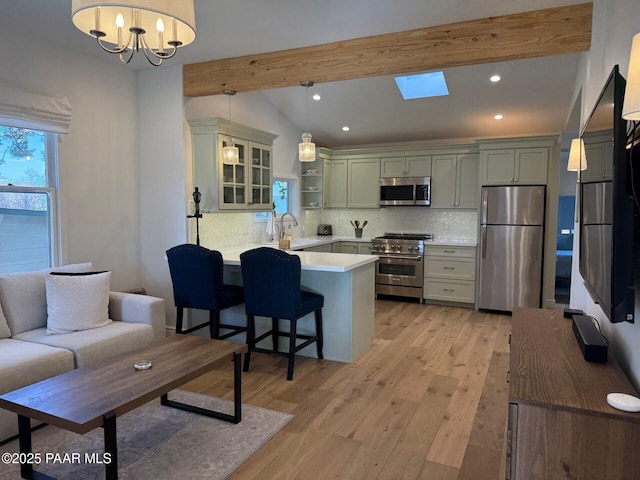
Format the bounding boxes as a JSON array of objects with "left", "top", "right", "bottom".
[{"left": 508, "top": 308, "right": 640, "bottom": 480}]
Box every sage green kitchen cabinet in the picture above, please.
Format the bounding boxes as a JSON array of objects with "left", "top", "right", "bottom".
[
  {"left": 347, "top": 157, "right": 380, "bottom": 208},
  {"left": 303, "top": 243, "right": 333, "bottom": 252},
  {"left": 328, "top": 159, "right": 348, "bottom": 208},
  {"left": 340, "top": 242, "right": 359, "bottom": 254},
  {"left": 357, "top": 242, "right": 373, "bottom": 254},
  {"left": 380, "top": 156, "right": 431, "bottom": 177},
  {"left": 480, "top": 148, "right": 548, "bottom": 185},
  {"left": 189, "top": 117, "right": 277, "bottom": 212},
  {"left": 322, "top": 158, "right": 332, "bottom": 207},
  {"left": 423, "top": 245, "right": 476, "bottom": 305},
  {"left": 301, "top": 158, "right": 323, "bottom": 209},
  {"left": 431, "top": 154, "right": 479, "bottom": 209}
]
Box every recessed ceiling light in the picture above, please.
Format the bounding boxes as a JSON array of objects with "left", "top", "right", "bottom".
[
  {"left": 312, "top": 94, "right": 321, "bottom": 101},
  {"left": 342, "top": 126, "right": 350, "bottom": 132},
  {"left": 494, "top": 114, "right": 504, "bottom": 120},
  {"left": 394, "top": 71, "right": 449, "bottom": 100},
  {"left": 490, "top": 75, "right": 501, "bottom": 83}
]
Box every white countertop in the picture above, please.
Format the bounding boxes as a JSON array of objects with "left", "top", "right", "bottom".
[{"left": 220, "top": 246, "right": 378, "bottom": 273}]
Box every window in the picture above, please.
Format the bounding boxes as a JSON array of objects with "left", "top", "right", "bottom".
[
  {"left": 255, "top": 175, "right": 298, "bottom": 220},
  {"left": 272, "top": 179, "right": 290, "bottom": 214},
  {"left": 0, "top": 126, "right": 58, "bottom": 273}
]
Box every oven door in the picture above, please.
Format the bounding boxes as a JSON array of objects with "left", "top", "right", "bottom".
[{"left": 376, "top": 255, "right": 424, "bottom": 288}]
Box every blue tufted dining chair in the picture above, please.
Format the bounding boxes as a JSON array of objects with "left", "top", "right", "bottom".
[
  {"left": 166, "top": 244, "right": 246, "bottom": 340},
  {"left": 240, "top": 247, "right": 324, "bottom": 380}
]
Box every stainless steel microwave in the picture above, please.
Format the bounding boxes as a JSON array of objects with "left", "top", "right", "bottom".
[{"left": 379, "top": 177, "right": 431, "bottom": 206}]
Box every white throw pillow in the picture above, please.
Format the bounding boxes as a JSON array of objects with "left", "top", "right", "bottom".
[
  {"left": 45, "top": 271, "right": 112, "bottom": 335},
  {"left": 0, "top": 302, "right": 11, "bottom": 338},
  {"left": 0, "top": 262, "right": 93, "bottom": 335}
]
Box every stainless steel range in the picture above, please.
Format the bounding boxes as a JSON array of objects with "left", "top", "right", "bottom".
[{"left": 372, "top": 233, "right": 433, "bottom": 300}]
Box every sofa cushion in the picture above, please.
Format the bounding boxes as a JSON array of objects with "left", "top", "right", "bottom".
[
  {"left": 13, "top": 321, "right": 156, "bottom": 368},
  {"left": 0, "top": 338, "right": 75, "bottom": 395},
  {"left": 0, "top": 338, "right": 75, "bottom": 442},
  {"left": 45, "top": 271, "right": 112, "bottom": 335},
  {"left": 0, "top": 262, "right": 92, "bottom": 335},
  {"left": 0, "top": 302, "right": 10, "bottom": 339}
]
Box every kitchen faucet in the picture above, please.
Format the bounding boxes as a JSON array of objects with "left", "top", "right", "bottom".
[{"left": 278, "top": 212, "right": 298, "bottom": 239}]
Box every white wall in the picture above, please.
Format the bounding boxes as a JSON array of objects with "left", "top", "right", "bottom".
[
  {"left": 571, "top": 0, "right": 640, "bottom": 388},
  {"left": 137, "top": 86, "right": 303, "bottom": 328},
  {"left": 0, "top": 28, "right": 142, "bottom": 290}
]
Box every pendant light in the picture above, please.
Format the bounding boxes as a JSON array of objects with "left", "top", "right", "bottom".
[
  {"left": 222, "top": 90, "right": 240, "bottom": 165},
  {"left": 299, "top": 80, "right": 316, "bottom": 162}
]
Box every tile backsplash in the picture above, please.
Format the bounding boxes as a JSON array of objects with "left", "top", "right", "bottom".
[{"left": 196, "top": 208, "right": 477, "bottom": 249}]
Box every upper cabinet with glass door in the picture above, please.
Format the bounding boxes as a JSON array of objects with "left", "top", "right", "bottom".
[{"left": 189, "top": 118, "right": 278, "bottom": 212}]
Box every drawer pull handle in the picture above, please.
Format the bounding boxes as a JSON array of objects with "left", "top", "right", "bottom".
[
  {"left": 443, "top": 288, "right": 455, "bottom": 292},
  {"left": 443, "top": 267, "right": 455, "bottom": 270},
  {"left": 443, "top": 250, "right": 456, "bottom": 253}
]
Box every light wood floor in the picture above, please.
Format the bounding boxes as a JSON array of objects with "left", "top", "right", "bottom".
[{"left": 183, "top": 300, "right": 512, "bottom": 480}]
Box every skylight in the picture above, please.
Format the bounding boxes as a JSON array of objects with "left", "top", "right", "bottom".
[{"left": 394, "top": 71, "right": 449, "bottom": 100}]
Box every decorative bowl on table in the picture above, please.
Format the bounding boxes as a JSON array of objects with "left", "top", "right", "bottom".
[
  {"left": 307, "top": 186, "right": 318, "bottom": 191},
  {"left": 309, "top": 202, "right": 318, "bottom": 207},
  {"left": 305, "top": 169, "right": 318, "bottom": 174}
]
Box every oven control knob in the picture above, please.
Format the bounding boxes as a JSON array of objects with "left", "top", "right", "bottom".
[
  {"left": 408, "top": 246, "right": 414, "bottom": 252},
  {"left": 396, "top": 245, "right": 402, "bottom": 251}
]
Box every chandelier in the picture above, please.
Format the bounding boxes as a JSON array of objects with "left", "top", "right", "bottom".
[
  {"left": 299, "top": 80, "right": 316, "bottom": 162},
  {"left": 71, "top": 1, "right": 196, "bottom": 66}
]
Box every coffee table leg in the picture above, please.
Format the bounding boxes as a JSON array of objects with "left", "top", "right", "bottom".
[
  {"left": 103, "top": 411, "right": 118, "bottom": 480},
  {"left": 18, "top": 414, "right": 33, "bottom": 479},
  {"left": 161, "top": 350, "right": 242, "bottom": 424}
]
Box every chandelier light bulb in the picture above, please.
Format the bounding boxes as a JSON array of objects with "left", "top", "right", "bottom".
[
  {"left": 156, "top": 18, "right": 165, "bottom": 32},
  {"left": 115, "top": 12, "right": 124, "bottom": 28}
]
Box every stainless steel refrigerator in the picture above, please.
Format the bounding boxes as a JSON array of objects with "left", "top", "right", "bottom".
[{"left": 478, "top": 185, "right": 545, "bottom": 311}]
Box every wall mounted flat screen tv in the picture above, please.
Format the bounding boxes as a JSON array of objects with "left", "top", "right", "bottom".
[{"left": 579, "top": 65, "right": 636, "bottom": 323}]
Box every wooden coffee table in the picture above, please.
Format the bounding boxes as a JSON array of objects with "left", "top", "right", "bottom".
[{"left": 0, "top": 335, "right": 246, "bottom": 480}]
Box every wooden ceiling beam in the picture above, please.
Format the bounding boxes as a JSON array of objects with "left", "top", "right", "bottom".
[{"left": 183, "top": 3, "right": 592, "bottom": 97}]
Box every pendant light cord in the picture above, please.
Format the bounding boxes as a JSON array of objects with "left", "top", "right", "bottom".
[{"left": 305, "top": 86, "right": 309, "bottom": 132}]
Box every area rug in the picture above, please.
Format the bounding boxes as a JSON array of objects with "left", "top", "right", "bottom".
[{"left": 0, "top": 390, "right": 293, "bottom": 480}]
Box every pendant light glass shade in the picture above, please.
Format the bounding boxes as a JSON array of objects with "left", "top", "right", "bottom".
[
  {"left": 222, "top": 90, "right": 240, "bottom": 165},
  {"left": 299, "top": 132, "right": 316, "bottom": 162},
  {"left": 623, "top": 32, "right": 640, "bottom": 120},
  {"left": 567, "top": 137, "right": 587, "bottom": 172},
  {"left": 299, "top": 80, "right": 316, "bottom": 162}
]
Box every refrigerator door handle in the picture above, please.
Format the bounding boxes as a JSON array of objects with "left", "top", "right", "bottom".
[
  {"left": 481, "top": 188, "right": 488, "bottom": 225},
  {"left": 481, "top": 225, "right": 487, "bottom": 259}
]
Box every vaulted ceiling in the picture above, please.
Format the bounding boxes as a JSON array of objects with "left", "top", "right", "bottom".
[{"left": 1, "top": 0, "right": 591, "bottom": 147}]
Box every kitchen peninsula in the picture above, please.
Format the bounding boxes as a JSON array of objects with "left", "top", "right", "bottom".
[{"left": 213, "top": 244, "right": 378, "bottom": 363}]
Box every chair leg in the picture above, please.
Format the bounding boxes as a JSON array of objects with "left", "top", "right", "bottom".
[
  {"left": 243, "top": 315, "right": 255, "bottom": 373},
  {"left": 176, "top": 307, "right": 184, "bottom": 334},
  {"left": 210, "top": 310, "right": 220, "bottom": 339},
  {"left": 315, "top": 309, "right": 324, "bottom": 360},
  {"left": 271, "top": 317, "right": 279, "bottom": 352},
  {"left": 286, "top": 319, "right": 297, "bottom": 381}
]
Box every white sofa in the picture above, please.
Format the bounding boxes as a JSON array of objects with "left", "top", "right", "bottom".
[{"left": 0, "top": 263, "right": 165, "bottom": 442}]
